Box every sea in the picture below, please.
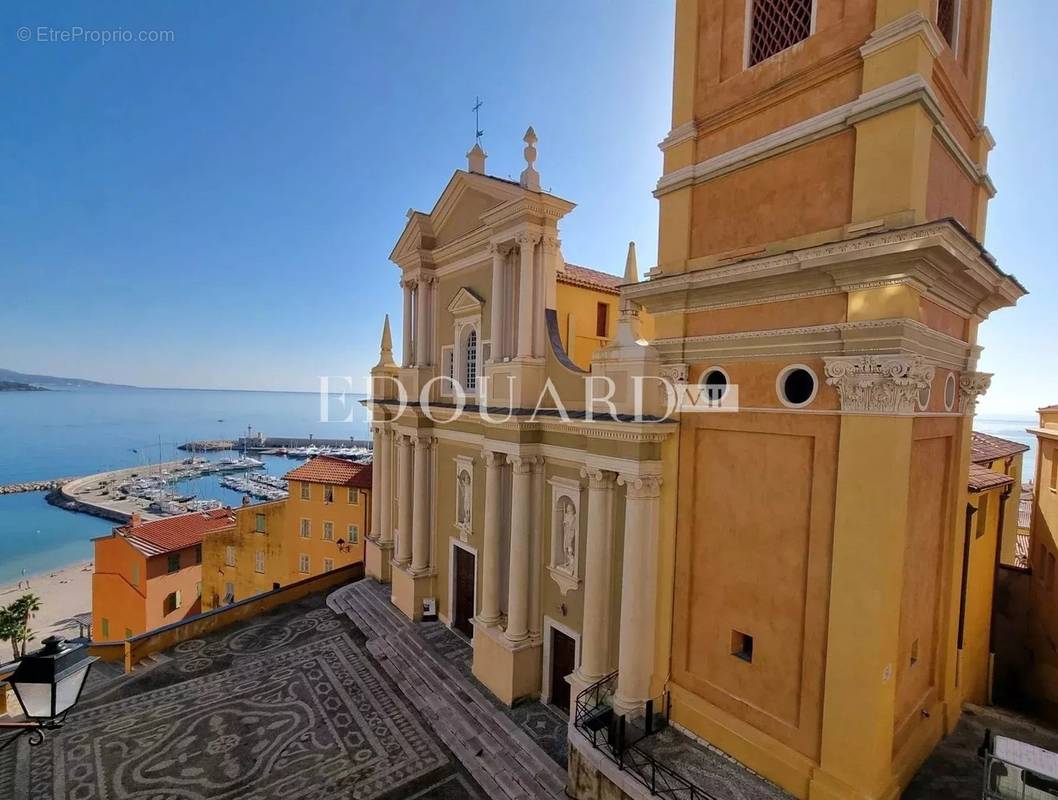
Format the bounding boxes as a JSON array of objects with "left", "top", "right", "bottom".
[
  {"left": 0, "top": 387, "right": 369, "bottom": 585},
  {"left": 0, "top": 387, "right": 1041, "bottom": 586}
]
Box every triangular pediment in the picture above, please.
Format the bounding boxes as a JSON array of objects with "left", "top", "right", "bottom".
[
  {"left": 447, "top": 287, "right": 485, "bottom": 316},
  {"left": 390, "top": 171, "right": 524, "bottom": 265}
]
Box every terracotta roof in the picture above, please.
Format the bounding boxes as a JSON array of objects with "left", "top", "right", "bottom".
[
  {"left": 1019, "top": 484, "right": 1034, "bottom": 530},
  {"left": 970, "top": 431, "right": 1030, "bottom": 464},
  {"left": 117, "top": 508, "right": 236, "bottom": 558},
  {"left": 558, "top": 263, "right": 622, "bottom": 295},
  {"left": 968, "top": 463, "right": 1015, "bottom": 493},
  {"left": 284, "top": 455, "right": 372, "bottom": 488}
]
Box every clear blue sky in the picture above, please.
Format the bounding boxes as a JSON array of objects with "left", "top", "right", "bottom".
[{"left": 0, "top": 2, "right": 1052, "bottom": 415}]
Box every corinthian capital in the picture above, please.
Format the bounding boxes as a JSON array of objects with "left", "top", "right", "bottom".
[
  {"left": 958, "top": 372, "right": 992, "bottom": 415},
  {"left": 823, "top": 355, "right": 934, "bottom": 415},
  {"left": 515, "top": 231, "right": 541, "bottom": 248}
]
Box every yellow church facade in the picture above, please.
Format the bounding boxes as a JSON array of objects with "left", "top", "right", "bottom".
[{"left": 364, "top": 2, "right": 1025, "bottom": 799}]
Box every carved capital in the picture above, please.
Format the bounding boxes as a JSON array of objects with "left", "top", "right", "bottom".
[
  {"left": 823, "top": 355, "right": 935, "bottom": 415},
  {"left": 410, "top": 433, "right": 434, "bottom": 449},
  {"left": 507, "top": 454, "right": 542, "bottom": 474},
  {"left": 515, "top": 231, "right": 541, "bottom": 248},
  {"left": 659, "top": 363, "right": 689, "bottom": 384},
  {"left": 540, "top": 235, "right": 561, "bottom": 254},
  {"left": 958, "top": 372, "right": 992, "bottom": 415},
  {"left": 580, "top": 466, "right": 615, "bottom": 489},
  {"left": 618, "top": 474, "right": 662, "bottom": 499}
]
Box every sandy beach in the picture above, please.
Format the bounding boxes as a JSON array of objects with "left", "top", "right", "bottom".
[{"left": 0, "top": 561, "right": 92, "bottom": 655}]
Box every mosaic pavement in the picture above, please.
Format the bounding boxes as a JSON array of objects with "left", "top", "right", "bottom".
[{"left": 0, "top": 593, "right": 485, "bottom": 800}]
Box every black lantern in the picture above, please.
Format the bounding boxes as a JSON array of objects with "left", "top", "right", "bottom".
[
  {"left": 335, "top": 538, "right": 352, "bottom": 554},
  {"left": 1, "top": 636, "right": 97, "bottom": 745}
]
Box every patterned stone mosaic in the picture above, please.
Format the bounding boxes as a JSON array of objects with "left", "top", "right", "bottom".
[{"left": 1, "top": 594, "right": 485, "bottom": 800}]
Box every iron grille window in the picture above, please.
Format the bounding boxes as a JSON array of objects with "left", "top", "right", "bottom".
[
  {"left": 465, "top": 329, "right": 478, "bottom": 391},
  {"left": 937, "top": 0, "right": 956, "bottom": 48},
  {"left": 748, "top": 0, "right": 813, "bottom": 66}
]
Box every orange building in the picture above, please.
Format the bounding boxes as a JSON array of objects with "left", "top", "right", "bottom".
[
  {"left": 201, "top": 456, "right": 371, "bottom": 611},
  {"left": 91, "top": 508, "right": 236, "bottom": 641}
]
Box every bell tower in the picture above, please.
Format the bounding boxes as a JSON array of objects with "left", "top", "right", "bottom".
[
  {"left": 657, "top": 0, "right": 996, "bottom": 276},
  {"left": 628, "top": 3, "right": 1025, "bottom": 799}
]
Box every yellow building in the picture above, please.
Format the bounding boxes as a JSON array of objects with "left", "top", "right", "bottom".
[
  {"left": 363, "top": 2, "right": 1026, "bottom": 799},
  {"left": 1028, "top": 406, "right": 1058, "bottom": 719},
  {"left": 202, "top": 456, "right": 371, "bottom": 610}
]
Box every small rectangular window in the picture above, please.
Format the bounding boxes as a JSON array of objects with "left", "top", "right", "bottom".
[
  {"left": 301, "top": 482, "right": 310, "bottom": 500},
  {"left": 748, "top": 0, "right": 813, "bottom": 67},
  {"left": 224, "top": 581, "right": 235, "bottom": 604},
  {"left": 324, "top": 558, "right": 335, "bottom": 573},
  {"left": 731, "top": 630, "right": 754, "bottom": 663},
  {"left": 224, "top": 545, "right": 236, "bottom": 567},
  {"left": 101, "top": 618, "right": 110, "bottom": 639},
  {"left": 348, "top": 524, "right": 359, "bottom": 544},
  {"left": 174, "top": 589, "right": 182, "bottom": 609},
  {"left": 195, "top": 544, "right": 202, "bottom": 565},
  {"left": 323, "top": 522, "right": 334, "bottom": 542},
  {"left": 324, "top": 485, "right": 334, "bottom": 503},
  {"left": 1050, "top": 448, "right": 1057, "bottom": 491},
  {"left": 348, "top": 487, "right": 358, "bottom": 504},
  {"left": 595, "top": 302, "right": 609, "bottom": 338},
  {"left": 254, "top": 550, "right": 265, "bottom": 573},
  {"left": 300, "top": 519, "right": 311, "bottom": 539},
  {"left": 255, "top": 513, "right": 266, "bottom": 533},
  {"left": 299, "top": 553, "right": 310, "bottom": 574},
  {"left": 167, "top": 553, "right": 180, "bottom": 574},
  {"left": 910, "top": 639, "right": 920, "bottom": 667},
  {"left": 131, "top": 563, "right": 140, "bottom": 586},
  {"left": 195, "top": 581, "right": 202, "bottom": 597}
]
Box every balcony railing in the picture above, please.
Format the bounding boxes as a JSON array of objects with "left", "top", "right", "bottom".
[{"left": 573, "top": 672, "right": 717, "bottom": 800}]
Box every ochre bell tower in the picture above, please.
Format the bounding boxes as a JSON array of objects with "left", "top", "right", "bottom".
[{"left": 626, "top": 2, "right": 1025, "bottom": 799}]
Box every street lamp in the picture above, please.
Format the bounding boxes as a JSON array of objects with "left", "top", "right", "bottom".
[
  {"left": 335, "top": 538, "right": 353, "bottom": 554},
  {"left": 0, "top": 636, "right": 97, "bottom": 745}
]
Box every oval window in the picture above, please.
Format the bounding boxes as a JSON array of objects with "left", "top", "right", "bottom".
[
  {"left": 944, "top": 373, "right": 957, "bottom": 411},
  {"left": 699, "top": 367, "right": 729, "bottom": 402},
  {"left": 777, "top": 365, "right": 817, "bottom": 408},
  {"left": 917, "top": 383, "right": 932, "bottom": 411}
]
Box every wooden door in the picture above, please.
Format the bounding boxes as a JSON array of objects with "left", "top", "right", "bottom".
[
  {"left": 550, "top": 628, "right": 577, "bottom": 715},
  {"left": 453, "top": 547, "right": 475, "bottom": 639}
]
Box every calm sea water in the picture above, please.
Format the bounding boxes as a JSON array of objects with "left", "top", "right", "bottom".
[{"left": 0, "top": 388, "right": 369, "bottom": 584}]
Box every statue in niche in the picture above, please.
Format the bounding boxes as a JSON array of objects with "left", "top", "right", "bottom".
[
  {"left": 560, "top": 498, "right": 577, "bottom": 573},
  {"left": 456, "top": 470, "right": 471, "bottom": 527}
]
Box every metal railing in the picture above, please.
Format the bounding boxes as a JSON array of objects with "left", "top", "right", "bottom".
[{"left": 573, "top": 672, "right": 717, "bottom": 800}]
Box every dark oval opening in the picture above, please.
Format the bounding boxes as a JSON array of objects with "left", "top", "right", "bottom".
[
  {"left": 701, "top": 369, "right": 728, "bottom": 401},
  {"left": 782, "top": 368, "right": 815, "bottom": 406}
]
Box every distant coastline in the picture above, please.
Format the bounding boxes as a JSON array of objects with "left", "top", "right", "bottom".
[{"left": 0, "top": 380, "right": 48, "bottom": 392}]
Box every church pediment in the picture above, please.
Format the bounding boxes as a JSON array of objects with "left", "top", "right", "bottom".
[{"left": 447, "top": 286, "right": 485, "bottom": 316}]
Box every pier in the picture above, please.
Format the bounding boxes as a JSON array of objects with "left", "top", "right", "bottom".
[{"left": 0, "top": 478, "right": 75, "bottom": 495}]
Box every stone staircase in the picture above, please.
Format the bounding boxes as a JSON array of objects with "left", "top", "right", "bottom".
[{"left": 328, "top": 580, "right": 568, "bottom": 800}]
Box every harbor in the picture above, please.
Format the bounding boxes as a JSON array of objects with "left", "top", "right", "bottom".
[{"left": 181, "top": 434, "right": 372, "bottom": 460}]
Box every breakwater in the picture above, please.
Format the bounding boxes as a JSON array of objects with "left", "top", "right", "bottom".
[
  {"left": 0, "top": 478, "right": 74, "bottom": 495},
  {"left": 181, "top": 436, "right": 372, "bottom": 452}
]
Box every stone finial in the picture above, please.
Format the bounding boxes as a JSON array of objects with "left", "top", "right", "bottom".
[
  {"left": 520, "top": 126, "right": 540, "bottom": 191},
  {"left": 623, "top": 241, "right": 638, "bottom": 284},
  {"left": 467, "top": 142, "right": 486, "bottom": 174},
  {"left": 375, "top": 314, "right": 396, "bottom": 368}
]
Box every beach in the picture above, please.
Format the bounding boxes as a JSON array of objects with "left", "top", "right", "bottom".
[{"left": 0, "top": 560, "right": 92, "bottom": 655}]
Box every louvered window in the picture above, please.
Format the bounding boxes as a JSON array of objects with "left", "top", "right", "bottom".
[
  {"left": 748, "top": 0, "right": 814, "bottom": 67},
  {"left": 937, "top": 0, "right": 956, "bottom": 49}
]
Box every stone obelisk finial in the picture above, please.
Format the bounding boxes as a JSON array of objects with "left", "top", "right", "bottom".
[
  {"left": 375, "top": 314, "right": 396, "bottom": 368},
  {"left": 623, "top": 241, "right": 639, "bottom": 284},
  {"left": 519, "top": 126, "right": 540, "bottom": 191},
  {"left": 467, "top": 142, "right": 486, "bottom": 174}
]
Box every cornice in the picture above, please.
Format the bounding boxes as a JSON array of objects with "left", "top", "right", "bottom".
[
  {"left": 859, "top": 11, "right": 944, "bottom": 60},
  {"left": 627, "top": 221, "right": 1024, "bottom": 322}
]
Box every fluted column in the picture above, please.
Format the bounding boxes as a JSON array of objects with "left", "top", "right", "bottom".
[
  {"left": 410, "top": 434, "right": 433, "bottom": 574},
  {"left": 415, "top": 277, "right": 430, "bottom": 366},
  {"left": 370, "top": 425, "right": 383, "bottom": 539},
  {"left": 575, "top": 467, "right": 616, "bottom": 684},
  {"left": 402, "top": 280, "right": 413, "bottom": 367},
  {"left": 529, "top": 458, "right": 544, "bottom": 641},
  {"left": 505, "top": 455, "right": 535, "bottom": 643},
  {"left": 515, "top": 233, "right": 539, "bottom": 358},
  {"left": 377, "top": 427, "right": 393, "bottom": 544},
  {"left": 489, "top": 244, "right": 505, "bottom": 360},
  {"left": 478, "top": 450, "right": 504, "bottom": 625},
  {"left": 395, "top": 434, "right": 413, "bottom": 564},
  {"left": 613, "top": 474, "right": 662, "bottom": 716}
]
